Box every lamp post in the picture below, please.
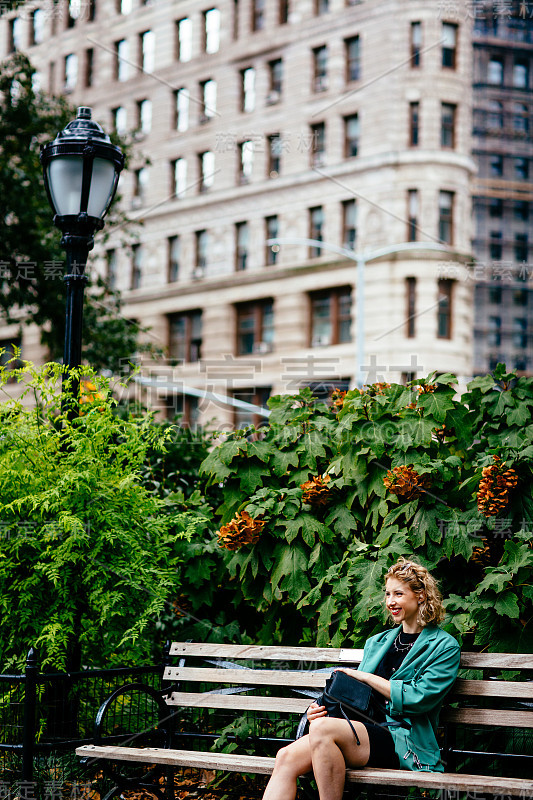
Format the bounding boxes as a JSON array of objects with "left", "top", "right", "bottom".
[
  {"left": 266, "top": 238, "right": 455, "bottom": 388},
  {"left": 40, "top": 107, "right": 124, "bottom": 416}
]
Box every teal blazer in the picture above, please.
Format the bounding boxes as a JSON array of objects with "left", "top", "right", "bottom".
[{"left": 357, "top": 625, "right": 461, "bottom": 771}]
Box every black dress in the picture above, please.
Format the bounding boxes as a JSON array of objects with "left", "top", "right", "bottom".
[{"left": 362, "top": 631, "right": 420, "bottom": 768}]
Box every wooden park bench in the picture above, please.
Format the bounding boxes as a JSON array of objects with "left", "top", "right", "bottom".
[{"left": 76, "top": 642, "right": 533, "bottom": 799}]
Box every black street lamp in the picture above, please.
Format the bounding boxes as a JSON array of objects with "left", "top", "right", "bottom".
[{"left": 40, "top": 106, "right": 124, "bottom": 416}]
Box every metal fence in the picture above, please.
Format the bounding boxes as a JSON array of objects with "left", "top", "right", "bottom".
[{"left": 0, "top": 646, "right": 163, "bottom": 797}]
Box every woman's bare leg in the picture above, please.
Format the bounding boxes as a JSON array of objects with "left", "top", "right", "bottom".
[
  {"left": 262, "top": 734, "right": 313, "bottom": 800},
  {"left": 308, "top": 717, "right": 370, "bottom": 800}
]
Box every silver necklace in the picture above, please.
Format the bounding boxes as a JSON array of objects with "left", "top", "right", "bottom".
[{"left": 393, "top": 631, "right": 416, "bottom": 653}]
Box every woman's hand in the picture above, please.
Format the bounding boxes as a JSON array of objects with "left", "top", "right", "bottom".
[
  {"left": 307, "top": 702, "right": 327, "bottom": 722},
  {"left": 334, "top": 668, "right": 369, "bottom": 682}
]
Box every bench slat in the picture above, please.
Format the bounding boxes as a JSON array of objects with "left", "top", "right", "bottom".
[
  {"left": 75, "top": 746, "right": 531, "bottom": 796},
  {"left": 167, "top": 692, "right": 310, "bottom": 713},
  {"left": 170, "top": 643, "right": 533, "bottom": 670},
  {"left": 169, "top": 643, "right": 363, "bottom": 662},
  {"left": 165, "top": 670, "right": 533, "bottom": 699},
  {"left": 442, "top": 708, "right": 533, "bottom": 728},
  {"left": 164, "top": 666, "right": 328, "bottom": 687},
  {"left": 451, "top": 678, "right": 533, "bottom": 698}
]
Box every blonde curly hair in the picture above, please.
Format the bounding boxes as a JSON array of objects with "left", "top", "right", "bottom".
[{"left": 385, "top": 556, "right": 445, "bottom": 627}]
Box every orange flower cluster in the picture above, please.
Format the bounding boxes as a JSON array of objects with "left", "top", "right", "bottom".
[
  {"left": 417, "top": 383, "right": 436, "bottom": 394},
  {"left": 301, "top": 474, "right": 332, "bottom": 506},
  {"left": 79, "top": 380, "right": 105, "bottom": 412},
  {"left": 383, "top": 465, "right": 431, "bottom": 500},
  {"left": 216, "top": 511, "right": 265, "bottom": 550},
  {"left": 330, "top": 389, "right": 347, "bottom": 411},
  {"left": 477, "top": 456, "right": 518, "bottom": 517}
]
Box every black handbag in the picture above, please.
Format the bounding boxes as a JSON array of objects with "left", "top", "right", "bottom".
[{"left": 316, "top": 670, "right": 384, "bottom": 745}]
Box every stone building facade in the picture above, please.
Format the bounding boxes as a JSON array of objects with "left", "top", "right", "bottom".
[{"left": 1, "top": 0, "right": 475, "bottom": 427}]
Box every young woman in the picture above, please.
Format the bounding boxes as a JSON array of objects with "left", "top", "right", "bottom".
[{"left": 262, "top": 557, "right": 460, "bottom": 800}]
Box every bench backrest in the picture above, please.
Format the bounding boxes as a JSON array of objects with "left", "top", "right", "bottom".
[{"left": 164, "top": 643, "right": 533, "bottom": 729}]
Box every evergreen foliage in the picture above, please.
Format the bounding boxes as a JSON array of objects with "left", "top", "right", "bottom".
[{"left": 0, "top": 362, "right": 208, "bottom": 671}]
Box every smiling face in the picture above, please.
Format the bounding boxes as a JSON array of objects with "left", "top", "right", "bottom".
[{"left": 385, "top": 577, "right": 425, "bottom": 632}]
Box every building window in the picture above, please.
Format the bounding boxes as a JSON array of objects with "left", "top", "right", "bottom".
[
  {"left": 177, "top": 18, "right": 193, "bottom": 62},
  {"left": 112, "top": 106, "right": 127, "bottom": 135},
  {"left": 106, "top": 249, "right": 117, "bottom": 290},
  {"left": 200, "top": 79, "right": 217, "bottom": 120},
  {"left": 437, "top": 279, "right": 453, "bottom": 339},
  {"left": 196, "top": 230, "right": 209, "bottom": 269},
  {"left": 64, "top": 54, "right": 78, "bottom": 91},
  {"left": 49, "top": 61, "right": 55, "bottom": 93},
  {"left": 441, "top": 103, "right": 456, "bottom": 148},
  {"left": 344, "top": 114, "right": 359, "bottom": 158},
  {"left": 199, "top": 151, "right": 215, "bottom": 192},
  {"left": 267, "top": 133, "right": 282, "bottom": 177},
  {"left": 265, "top": 215, "right": 279, "bottom": 265},
  {"left": 309, "top": 206, "right": 324, "bottom": 257},
  {"left": 251, "top": 0, "right": 265, "bottom": 31},
  {"left": 406, "top": 277, "right": 416, "bottom": 338},
  {"left": 488, "top": 315, "right": 501, "bottom": 346},
  {"left": 310, "top": 287, "right": 352, "bottom": 347},
  {"left": 137, "top": 99, "right": 152, "bottom": 134},
  {"left": 515, "top": 233, "right": 528, "bottom": 263},
  {"left": 236, "top": 300, "right": 274, "bottom": 355},
  {"left": 140, "top": 31, "right": 155, "bottom": 73},
  {"left": 172, "top": 157, "right": 187, "bottom": 198},
  {"left": 438, "top": 191, "right": 454, "bottom": 245},
  {"left": 490, "top": 231, "right": 503, "bottom": 260},
  {"left": 68, "top": 0, "right": 81, "bottom": 27},
  {"left": 407, "top": 189, "right": 419, "bottom": 241},
  {"left": 115, "top": 39, "right": 129, "bottom": 81},
  {"left": 514, "top": 201, "right": 529, "bottom": 221},
  {"left": 409, "top": 101, "right": 419, "bottom": 146},
  {"left": 88, "top": 0, "right": 96, "bottom": 21},
  {"left": 489, "top": 198, "right": 503, "bottom": 218},
  {"left": 313, "top": 46, "right": 328, "bottom": 92},
  {"left": 342, "top": 199, "right": 357, "bottom": 250},
  {"left": 233, "top": 0, "right": 239, "bottom": 39},
  {"left": 84, "top": 48, "right": 94, "bottom": 88},
  {"left": 513, "top": 288, "right": 528, "bottom": 306},
  {"left": 513, "top": 103, "right": 529, "bottom": 136},
  {"left": 513, "top": 60, "right": 528, "bottom": 89},
  {"left": 310, "top": 122, "right": 326, "bottom": 167},
  {"left": 267, "top": 59, "right": 283, "bottom": 102},
  {"left": 238, "top": 140, "right": 254, "bottom": 183},
  {"left": 168, "top": 236, "right": 180, "bottom": 282},
  {"left": 235, "top": 222, "right": 249, "bottom": 271},
  {"left": 488, "top": 56, "right": 504, "bottom": 85},
  {"left": 490, "top": 154, "right": 503, "bottom": 177},
  {"left": 441, "top": 22, "right": 457, "bottom": 69},
  {"left": 489, "top": 286, "right": 502, "bottom": 304},
  {"left": 119, "top": 0, "right": 132, "bottom": 13},
  {"left": 241, "top": 67, "right": 255, "bottom": 112},
  {"left": 410, "top": 22, "right": 421, "bottom": 67},
  {"left": 316, "top": 0, "right": 329, "bottom": 14},
  {"left": 175, "top": 88, "right": 190, "bottom": 131},
  {"left": 9, "top": 18, "right": 22, "bottom": 52},
  {"left": 131, "top": 244, "right": 143, "bottom": 290},
  {"left": 513, "top": 318, "right": 527, "bottom": 349},
  {"left": 166, "top": 394, "right": 200, "bottom": 428},
  {"left": 169, "top": 311, "right": 202, "bottom": 363},
  {"left": 345, "top": 36, "right": 360, "bottom": 82},
  {"left": 31, "top": 9, "right": 45, "bottom": 45},
  {"left": 133, "top": 168, "right": 148, "bottom": 206},
  {"left": 279, "top": 0, "right": 289, "bottom": 24},
  {"left": 515, "top": 157, "right": 529, "bottom": 180},
  {"left": 204, "top": 8, "right": 220, "bottom": 54},
  {"left": 487, "top": 99, "right": 503, "bottom": 129}
]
